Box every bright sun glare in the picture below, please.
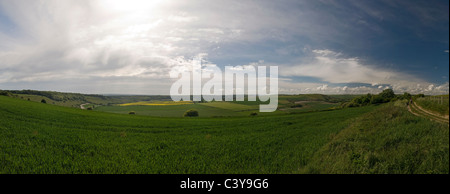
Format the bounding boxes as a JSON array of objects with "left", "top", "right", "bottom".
[{"left": 103, "top": 0, "right": 162, "bottom": 12}]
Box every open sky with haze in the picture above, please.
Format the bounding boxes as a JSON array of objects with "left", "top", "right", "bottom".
[{"left": 0, "top": 0, "right": 448, "bottom": 95}]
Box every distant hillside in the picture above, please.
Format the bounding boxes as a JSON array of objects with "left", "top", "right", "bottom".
[
  {"left": 280, "top": 94, "right": 357, "bottom": 103},
  {"left": 3, "top": 90, "right": 356, "bottom": 107},
  {"left": 4, "top": 90, "right": 173, "bottom": 108},
  {"left": 7, "top": 90, "right": 105, "bottom": 102}
]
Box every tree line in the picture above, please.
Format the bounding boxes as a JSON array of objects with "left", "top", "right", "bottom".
[{"left": 342, "top": 89, "right": 423, "bottom": 108}]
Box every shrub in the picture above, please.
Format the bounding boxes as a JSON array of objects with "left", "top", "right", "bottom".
[
  {"left": 345, "top": 90, "right": 400, "bottom": 108},
  {"left": 0, "top": 90, "right": 10, "bottom": 96},
  {"left": 380, "top": 89, "right": 395, "bottom": 102},
  {"left": 415, "top": 94, "right": 425, "bottom": 98},
  {"left": 129, "top": 111, "right": 136, "bottom": 115},
  {"left": 402, "top": 92, "right": 412, "bottom": 100},
  {"left": 370, "top": 95, "right": 384, "bottom": 104},
  {"left": 290, "top": 104, "right": 303, "bottom": 108},
  {"left": 87, "top": 107, "right": 93, "bottom": 111},
  {"left": 361, "top": 94, "right": 371, "bottom": 105},
  {"left": 184, "top": 109, "right": 199, "bottom": 117},
  {"left": 250, "top": 112, "right": 258, "bottom": 116},
  {"left": 41, "top": 99, "right": 47, "bottom": 104}
]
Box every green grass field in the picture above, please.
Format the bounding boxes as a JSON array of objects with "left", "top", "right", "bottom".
[
  {"left": 94, "top": 97, "right": 340, "bottom": 117},
  {"left": 0, "top": 95, "right": 373, "bottom": 173},
  {"left": 14, "top": 94, "right": 85, "bottom": 108},
  {"left": 95, "top": 103, "right": 245, "bottom": 117},
  {"left": 301, "top": 104, "right": 449, "bottom": 174},
  {"left": 1, "top": 95, "right": 448, "bottom": 174},
  {"left": 6, "top": 91, "right": 344, "bottom": 117}
]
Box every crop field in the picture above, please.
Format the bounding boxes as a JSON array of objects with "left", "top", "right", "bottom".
[
  {"left": 13, "top": 94, "right": 85, "bottom": 108},
  {"left": 119, "top": 101, "right": 194, "bottom": 106},
  {"left": 95, "top": 100, "right": 337, "bottom": 117},
  {"left": 0, "top": 95, "right": 374, "bottom": 173},
  {"left": 199, "top": 101, "right": 255, "bottom": 111},
  {"left": 282, "top": 101, "right": 338, "bottom": 113},
  {"left": 0, "top": 94, "right": 448, "bottom": 174},
  {"left": 95, "top": 103, "right": 245, "bottom": 117},
  {"left": 95, "top": 95, "right": 341, "bottom": 117}
]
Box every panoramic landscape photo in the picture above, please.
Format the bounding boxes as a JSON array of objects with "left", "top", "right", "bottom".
[{"left": 0, "top": 0, "right": 449, "bottom": 174}]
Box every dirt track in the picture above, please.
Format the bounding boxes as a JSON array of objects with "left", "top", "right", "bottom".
[
  {"left": 80, "top": 103, "right": 89, "bottom": 110},
  {"left": 408, "top": 101, "right": 449, "bottom": 124}
]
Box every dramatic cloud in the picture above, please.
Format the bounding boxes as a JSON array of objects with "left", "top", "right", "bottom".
[
  {"left": 0, "top": 0, "right": 298, "bottom": 92},
  {"left": 281, "top": 49, "right": 418, "bottom": 85},
  {"left": 279, "top": 49, "right": 448, "bottom": 94},
  {"left": 0, "top": 0, "right": 448, "bottom": 94}
]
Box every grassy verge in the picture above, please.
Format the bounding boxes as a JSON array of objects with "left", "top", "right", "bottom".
[
  {"left": 415, "top": 96, "right": 449, "bottom": 116},
  {"left": 410, "top": 102, "right": 448, "bottom": 124},
  {"left": 300, "top": 103, "right": 449, "bottom": 174}
]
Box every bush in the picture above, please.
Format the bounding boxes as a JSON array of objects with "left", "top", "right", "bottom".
[
  {"left": 370, "top": 95, "right": 384, "bottom": 104},
  {"left": 129, "top": 111, "right": 136, "bottom": 115},
  {"left": 380, "top": 89, "right": 395, "bottom": 102},
  {"left": 415, "top": 94, "right": 425, "bottom": 98},
  {"left": 290, "top": 104, "right": 303, "bottom": 108},
  {"left": 0, "top": 90, "right": 10, "bottom": 96},
  {"left": 41, "top": 99, "right": 47, "bottom": 104},
  {"left": 184, "top": 109, "right": 199, "bottom": 117},
  {"left": 361, "top": 94, "right": 372, "bottom": 105},
  {"left": 402, "top": 92, "right": 412, "bottom": 100},
  {"left": 344, "top": 90, "right": 400, "bottom": 108},
  {"left": 250, "top": 112, "right": 258, "bottom": 116}
]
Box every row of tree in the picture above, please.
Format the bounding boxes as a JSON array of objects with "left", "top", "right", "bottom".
[{"left": 342, "top": 89, "right": 424, "bottom": 108}]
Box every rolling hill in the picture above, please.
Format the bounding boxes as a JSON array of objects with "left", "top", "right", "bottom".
[{"left": 0, "top": 95, "right": 448, "bottom": 174}]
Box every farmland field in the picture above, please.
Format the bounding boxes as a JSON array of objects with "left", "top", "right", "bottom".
[
  {"left": 94, "top": 95, "right": 343, "bottom": 117},
  {"left": 0, "top": 95, "right": 371, "bottom": 173},
  {"left": 0, "top": 94, "right": 448, "bottom": 174},
  {"left": 119, "top": 101, "right": 194, "bottom": 106},
  {"left": 95, "top": 103, "right": 245, "bottom": 117},
  {"left": 94, "top": 100, "right": 337, "bottom": 117}
]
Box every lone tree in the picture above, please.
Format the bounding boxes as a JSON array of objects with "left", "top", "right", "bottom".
[
  {"left": 184, "top": 109, "right": 199, "bottom": 117},
  {"left": 41, "top": 99, "right": 47, "bottom": 104}
]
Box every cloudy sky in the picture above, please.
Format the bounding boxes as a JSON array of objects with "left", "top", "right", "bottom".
[{"left": 0, "top": 0, "right": 448, "bottom": 95}]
